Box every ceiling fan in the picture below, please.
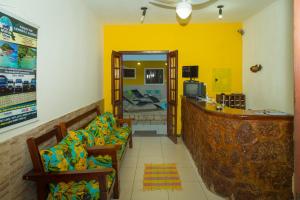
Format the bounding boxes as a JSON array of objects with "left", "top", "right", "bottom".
[{"left": 149, "top": 0, "right": 218, "bottom": 19}]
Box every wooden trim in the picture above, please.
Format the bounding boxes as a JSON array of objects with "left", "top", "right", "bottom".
[
  {"left": 119, "top": 50, "right": 169, "bottom": 54},
  {"left": 295, "top": 0, "right": 300, "bottom": 195},
  {"left": 27, "top": 127, "right": 62, "bottom": 173},
  {"left": 65, "top": 107, "right": 99, "bottom": 128},
  {"left": 167, "top": 50, "right": 178, "bottom": 144}
]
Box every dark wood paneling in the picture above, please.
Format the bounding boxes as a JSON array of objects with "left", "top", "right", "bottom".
[{"left": 295, "top": 0, "right": 300, "bottom": 196}]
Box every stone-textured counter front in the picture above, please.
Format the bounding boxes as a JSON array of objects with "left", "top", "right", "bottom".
[{"left": 181, "top": 97, "right": 294, "bottom": 200}]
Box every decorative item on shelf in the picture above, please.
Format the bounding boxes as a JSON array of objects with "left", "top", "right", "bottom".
[{"left": 250, "top": 64, "right": 263, "bottom": 73}]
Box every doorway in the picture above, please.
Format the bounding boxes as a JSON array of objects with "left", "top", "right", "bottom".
[{"left": 111, "top": 50, "right": 178, "bottom": 144}]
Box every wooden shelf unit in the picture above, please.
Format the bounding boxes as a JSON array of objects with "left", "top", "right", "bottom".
[{"left": 216, "top": 93, "right": 246, "bottom": 109}]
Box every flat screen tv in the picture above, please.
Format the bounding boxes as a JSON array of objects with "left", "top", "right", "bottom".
[{"left": 182, "top": 66, "right": 198, "bottom": 79}]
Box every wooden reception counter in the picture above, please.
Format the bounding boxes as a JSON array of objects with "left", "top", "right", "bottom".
[{"left": 181, "top": 97, "right": 294, "bottom": 200}]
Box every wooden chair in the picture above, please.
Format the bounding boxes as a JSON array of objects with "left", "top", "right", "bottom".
[
  {"left": 57, "top": 106, "right": 133, "bottom": 160},
  {"left": 23, "top": 126, "right": 120, "bottom": 200}
]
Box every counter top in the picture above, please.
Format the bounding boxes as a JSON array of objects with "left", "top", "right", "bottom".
[{"left": 186, "top": 97, "right": 293, "bottom": 120}]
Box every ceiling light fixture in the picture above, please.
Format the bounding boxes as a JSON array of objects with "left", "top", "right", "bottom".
[
  {"left": 217, "top": 5, "right": 224, "bottom": 20},
  {"left": 140, "top": 7, "right": 148, "bottom": 23},
  {"left": 176, "top": 0, "right": 192, "bottom": 19}
]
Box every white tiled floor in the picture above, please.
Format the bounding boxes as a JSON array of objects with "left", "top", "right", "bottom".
[{"left": 113, "top": 136, "right": 225, "bottom": 200}]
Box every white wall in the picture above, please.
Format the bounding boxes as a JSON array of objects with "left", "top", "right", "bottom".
[
  {"left": 243, "top": 0, "right": 294, "bottom": 114},
  {"left": 0, "top": 0, "right": 103, "bottom": 142}
]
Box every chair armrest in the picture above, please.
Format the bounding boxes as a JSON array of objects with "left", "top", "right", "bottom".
[
  {"left": 23, "top": 168, "right": 113, "bottom": 183},
  {"left": 116, "top": 118, "right": 133, "bottom": 128}
]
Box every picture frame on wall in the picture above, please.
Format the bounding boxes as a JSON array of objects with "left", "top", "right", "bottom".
[
  {"left": 144, "top": 68, "right": 164, "bottom": 85},
  {"left": 123, "top": 68, "right": 136, "bottom": 79},
  {"left": 0, "top": 8, "right": 39, "bottom": 133}
]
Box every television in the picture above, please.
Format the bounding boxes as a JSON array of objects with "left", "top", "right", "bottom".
[
  {"left": 183, "top": 81, "right": 206, "bottom": 98},
  {"left": 182, "top": 66, "right": 199, "bottom": 79}
]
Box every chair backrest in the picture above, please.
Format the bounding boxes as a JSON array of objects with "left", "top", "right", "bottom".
[
  {"left": 27, "top": 127, "right": 63, "bottom": 173},
  {"left": 58, "top": 106, "right": 101, "bottom": 140}
]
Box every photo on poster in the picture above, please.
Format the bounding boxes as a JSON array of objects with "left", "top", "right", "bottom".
[
  {"left": 18, "top": 45, "right": 37, "bottom": 69},
  {"left": 0, "top": 41, "right": 18, "bottom": 68}
]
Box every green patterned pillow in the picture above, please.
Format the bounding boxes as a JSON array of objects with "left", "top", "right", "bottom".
[
  {"left": 86, "top": 119, "right": 109, "bottom": 144},
  {"left": 40, "top": 138, "right": 88, "bottom": 172},
  {"left": 99, "top": 112, "right": 116, "bottom": 128},
  {"left": 65, "top": 129, "right": 95, "bottom": 148}
]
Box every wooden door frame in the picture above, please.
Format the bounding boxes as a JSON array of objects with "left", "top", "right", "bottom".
[
  {"left": 116, "top": 50, "right": 178, "bottom": 138},
  {"left": 294, "top": 0, "right": 300, "bottom": 198}
]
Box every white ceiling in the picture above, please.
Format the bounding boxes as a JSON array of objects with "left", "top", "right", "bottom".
[{"left": 85, "top": 0, "right": 277, "bottom": 24}]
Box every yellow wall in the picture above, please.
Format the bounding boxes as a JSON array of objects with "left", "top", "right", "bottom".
[
  {"left": 104, "top": 23, "right": 243, "bottom": 134},
  {"left": 124, "top": 61, "right": 167, "bottom": 85}
]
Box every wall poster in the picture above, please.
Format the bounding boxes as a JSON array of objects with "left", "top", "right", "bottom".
[{"left": 0, "top": 9, "right": 38, "bottom": 132}]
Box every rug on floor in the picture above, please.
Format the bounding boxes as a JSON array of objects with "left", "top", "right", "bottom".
[{"left": 143, "top": 163, "right": 182, "bottom": 191}]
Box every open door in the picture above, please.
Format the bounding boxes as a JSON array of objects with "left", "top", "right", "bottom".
[
  {"left": 111, "top": 51, "right": 123, "bottom": 118},
  {"left": 167, "top": 50, "right": 178, "bottom": 144}
]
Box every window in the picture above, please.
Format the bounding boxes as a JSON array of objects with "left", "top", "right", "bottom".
[
  {"left": 123, "top": 68, "right": 136, "bottom": 79},
  {"left": 144, "top": 68, "right": 164, "bottom": 85}
]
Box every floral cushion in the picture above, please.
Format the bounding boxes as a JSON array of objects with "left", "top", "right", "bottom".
[
  {"left": 86, "top": 118, "right": 111, "bottom": 145},
  {"left": 113, "top": 126, "right": 131, "bottom": 141},
  {"left": 99, "top": 112, "right": 116, "bottom": 128},
  {"left": 40, "top": 136, "right": 116, "bottom": 200},
  {"left": 66, "top": 130, "right": 95, "bottom": 148},
  {"left": 47, "top": 171, "right": 115, "bottom": 200},
  {"left": 100, "top": 112, "right": 131, "bottom": 141},
  {"left": 47, "top": 180, "right": 100, "bottom": 200},
  {"left": 40, "top": 138, "right": 88, "bottom": 172}
]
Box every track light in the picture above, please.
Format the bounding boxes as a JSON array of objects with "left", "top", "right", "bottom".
[
  {"left": 140, "top": 7, "right": 148, "bottom": 23},
  {"left": 217, "top": 5, "right": 224, "bottom": 20}
]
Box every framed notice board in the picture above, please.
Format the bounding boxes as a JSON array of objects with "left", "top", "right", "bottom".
[{"left": 0, "top": 9, "right": 38, "bottom": 133}]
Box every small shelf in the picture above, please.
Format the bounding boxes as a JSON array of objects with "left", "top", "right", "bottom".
[{"left": 216, "top": 93, "right": 246, "bottom": 109}]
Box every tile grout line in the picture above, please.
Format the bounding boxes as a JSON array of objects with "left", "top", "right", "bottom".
[
  {"left": 181, "top": 139, "right": 210, "bottom": 200},
  {"left": 160, "top": 136, "right": 170, "bottom": 200},
  {"left": 129, "top": 138, "right": 141, "bottom": 200}
]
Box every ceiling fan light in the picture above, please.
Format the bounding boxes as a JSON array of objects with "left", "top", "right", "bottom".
[{"left": 176, "top": 1, "right": 192, "bottom": 19}]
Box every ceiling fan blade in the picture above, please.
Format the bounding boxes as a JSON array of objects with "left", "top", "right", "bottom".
[
  {"left": 154, "top": 0, "right": 178, "bottom": 5},
  {"left": 188, "top": 0, "right": 210, "bottom": 5},
  {"left": 149, "top": 1, "right": 176, "bottom": 9},
  {"left": 192, "top": 0, "right": 218, "bottom": 9}
]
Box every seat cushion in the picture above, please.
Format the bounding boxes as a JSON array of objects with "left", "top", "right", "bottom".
[
  {"left": 98, "top": 112, "right": 116, "bottom": 128},
  {"left": 112, "top": 126, "right": 131, "bottom": 141},
  {"left": 87, "top": 155, "right": 112, "bottom": 169},
  {"left": 66, "top": 130, "right": 95, "bottom": 148},
  {"left": 47, "top": 170, "right": 116, "bottom": 200},
  {"left": 41, "top": 137, "right": 116, "bottom": 200},
  {"left": 86, "top": 118, "right": 111, "bottom": 145},
  {"left": 40, "top": 138, "right": 88, "bottom": 172}
]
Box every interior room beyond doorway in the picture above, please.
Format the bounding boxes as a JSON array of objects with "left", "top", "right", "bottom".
[{"left": 123, "top": 53, "right": 168, "bottom": 136}]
